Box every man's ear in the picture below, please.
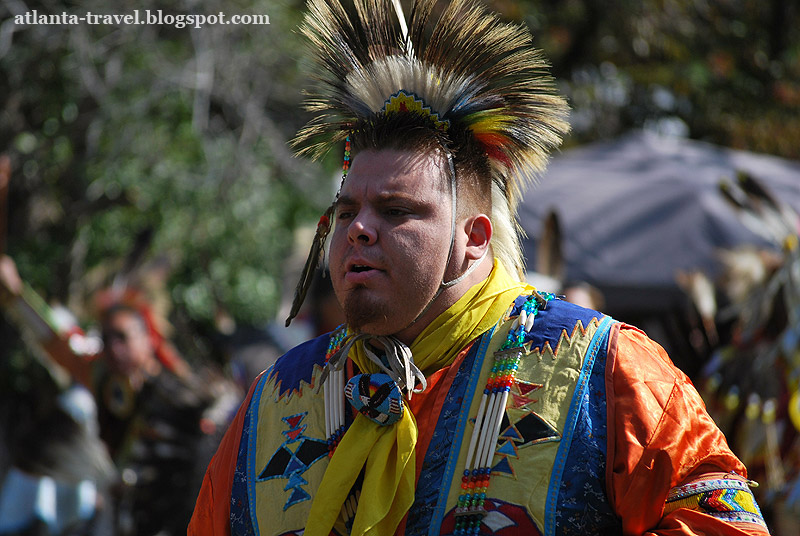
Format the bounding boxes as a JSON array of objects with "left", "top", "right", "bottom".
[{"left": 464, "top": 214, "right": 492, "bottom": 261}]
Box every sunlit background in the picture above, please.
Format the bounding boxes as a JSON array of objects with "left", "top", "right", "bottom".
[{"left": 1, "top": 0, "right": 799, "bottom": 533}]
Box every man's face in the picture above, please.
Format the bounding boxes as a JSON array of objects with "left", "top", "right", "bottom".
[
  {"left": 102, "top": 310, "right": 154, "bottom": 376},
  {"left": 329, "top": 148, "right": 454, "bottom": 338}
]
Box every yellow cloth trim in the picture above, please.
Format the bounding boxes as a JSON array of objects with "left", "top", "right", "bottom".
[
  {"left": 305, "top": 260, "right": 530, "bottom": 536},
  {"left": 789, "top": 388, "right": 800, "bottom": 433},
  {"left": 784, "top": 233, "right": 798, "bottom": 252}
]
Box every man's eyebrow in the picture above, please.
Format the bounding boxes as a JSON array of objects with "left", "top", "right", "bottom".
[{"left": 336, "top": 191, "right": 418, "bottom": 207}]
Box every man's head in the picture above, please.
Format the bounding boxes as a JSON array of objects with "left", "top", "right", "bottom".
[
  {"left": 286, "top": 0, "right": 570, "bottom": 328},
  {"left": 329, "top": 142, "right": 493, "bottom": 343},
  {"left": 101, "top": 305, "right": 156, "bottom": 377}
]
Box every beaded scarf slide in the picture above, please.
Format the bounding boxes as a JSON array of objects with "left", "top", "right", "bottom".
[
  {"left": 322, "top": 328, "right": 427, "bottom": 453},
  {"left": 321, "top": 327, "right": 423, "bottom": 532}
]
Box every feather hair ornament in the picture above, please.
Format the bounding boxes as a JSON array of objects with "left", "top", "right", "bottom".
[{"left": 286, "top": 0, "right": 570, "bottom": 325}]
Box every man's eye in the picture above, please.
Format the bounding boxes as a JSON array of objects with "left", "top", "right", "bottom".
[
  {"left": 386, "top": 208, "right": 409, "bottom": 217},
  {"left": 337, "top": 211, "right": 353, "bottom": 220}
]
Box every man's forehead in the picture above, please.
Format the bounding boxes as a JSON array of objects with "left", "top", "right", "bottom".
[{"left": 342, "top": 148, "right": 449, "bottom": 192}]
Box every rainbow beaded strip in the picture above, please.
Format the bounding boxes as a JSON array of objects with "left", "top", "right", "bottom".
[
  {"left": 664, "top": 477, "right": 767, "bottom": 527},
  {"left": 454, "top": 292, "right": 554, "bottom": 534},
  {"left": 342, "top": 135, "right": 352, "bottom": 179}
]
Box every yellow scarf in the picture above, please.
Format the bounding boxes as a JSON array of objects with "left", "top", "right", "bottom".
[{"left": 305, "top": 261, "right": 530, "bottom": 535}]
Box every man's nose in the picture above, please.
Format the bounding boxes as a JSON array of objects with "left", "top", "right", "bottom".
[{"left": 347, "top": 213, "right": 377, "bottom": 245}]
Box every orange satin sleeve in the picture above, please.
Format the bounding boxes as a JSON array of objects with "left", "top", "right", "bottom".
[
  {"left": 188, "top": 371, "right": 263, "bottom": 536},
  {"left": 606, "top": 323, "right": 770, "bottom": 535}
]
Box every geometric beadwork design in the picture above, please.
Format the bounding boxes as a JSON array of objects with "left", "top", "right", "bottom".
[
  {"left": 268, "top": 334, "right": 330, "bottom": 401},
  {"left": 493, "top": 379, "right": 560, "bottom": 478},
  {"left": 492, "top": 408, "right": 561, "bottom": 481},
  {"left": 664, "top": 477, "right": 768, "bottom": 528},
  {"left": 257, "top": 412, "right": 329, "bottom": 511},
  {"left": 382, "top": 90, "right": 450, "bottom": 132}
]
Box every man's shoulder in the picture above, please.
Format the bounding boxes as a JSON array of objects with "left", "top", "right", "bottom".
[
  {"left": 517, "top": 294, "right": 608, "bottom": 348},
  {"left": 266, "top": 331, "right": 332, "bottom": 399},
  {"left": 536, "top": 295, "right": 604, "bottom": 325}
]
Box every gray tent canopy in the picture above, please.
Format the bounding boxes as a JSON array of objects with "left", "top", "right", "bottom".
[{"left": 519, "top": 131, "right": 800, "bottom": 315}]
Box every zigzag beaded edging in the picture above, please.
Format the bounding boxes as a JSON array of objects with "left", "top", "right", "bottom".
[{"left": 664, "top": 477, "right": 767, "bottom": 528}]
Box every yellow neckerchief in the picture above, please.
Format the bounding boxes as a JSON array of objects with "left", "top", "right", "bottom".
[{"left": 305, "top": 260, "right": 531, "bottom": 536}]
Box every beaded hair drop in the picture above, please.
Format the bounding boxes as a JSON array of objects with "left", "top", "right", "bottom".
[
  {"left": 284, "top": 136, "right": 352, "bottom": 327},
  {"left": 319, "top": 140, "right": 352, "bottom": 449},
  {"left": 454, "top": 292, "right": 554, "bottom": 534}
]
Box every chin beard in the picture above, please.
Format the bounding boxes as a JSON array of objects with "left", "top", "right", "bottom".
[{"left": 342, "top": 289, "right": 391, "bottom": 334}]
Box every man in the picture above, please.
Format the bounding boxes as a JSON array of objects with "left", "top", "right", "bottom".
[{"left": 190, "top": 1, "right": 770, "bottom": 534}]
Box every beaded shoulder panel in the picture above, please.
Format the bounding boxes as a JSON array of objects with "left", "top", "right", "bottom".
[
  {"left": 249, "top": 333, "right": 334, "bottom": 534},
  {"left": 437, "top": 296, "right": 616, "bottom": 536},
  {"left": 266, "top": 333, "right": 330, "bottom": 401}
]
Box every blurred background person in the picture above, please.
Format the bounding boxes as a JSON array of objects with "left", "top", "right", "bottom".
[
  {"left": 0, "top": 254, "right": 114, "bottom": 536},
  {"left": 0, "top": 254, "right": 239, "bottom": 536}
]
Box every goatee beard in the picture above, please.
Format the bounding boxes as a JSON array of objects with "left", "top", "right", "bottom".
[{"left": 343, "top": 289, "right": 390, "bottom": 334}]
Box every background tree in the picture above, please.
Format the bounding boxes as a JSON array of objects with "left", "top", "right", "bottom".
[
  {"left": 1, "top": 0, "right": 335, "bottom": 360},
  {"left": 1, "top": 0, "right": 797, "bottom": 361},
  {"left": 506, "top": 0, "right": 800, "bottom": 157}
]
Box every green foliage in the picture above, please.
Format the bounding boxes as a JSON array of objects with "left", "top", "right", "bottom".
[
  {"left": 1, "top": 0, "right": 797, "bottom": 354},
  {"left": 1, "top": 0, "right": 331, "bottom": 337},
  {"left": 509, "top": 0, "right": 800, "bottom": 157}
]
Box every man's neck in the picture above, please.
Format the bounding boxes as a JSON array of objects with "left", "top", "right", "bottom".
[{"left": 392, "top": 260, "right": 494, "bottom": 345}]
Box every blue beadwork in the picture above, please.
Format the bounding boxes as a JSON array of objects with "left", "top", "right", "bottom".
[
  {"left": 231, "top": 389, "right": 257, "bottom": 536},
  {"left": 345, "top": 373, "right": 405, "bottom": 425},
  {"left": 404, "top": 338, "right": 484, "bottom": 535}
]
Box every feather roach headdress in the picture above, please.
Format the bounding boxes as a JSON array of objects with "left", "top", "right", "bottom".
[{"left": 286, "top": 0, "right": 570, "bottom": 324}]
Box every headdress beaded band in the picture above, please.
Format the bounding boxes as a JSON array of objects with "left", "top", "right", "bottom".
[{"left": 454, "top": 292, "right": 554, "bottom": 534}]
